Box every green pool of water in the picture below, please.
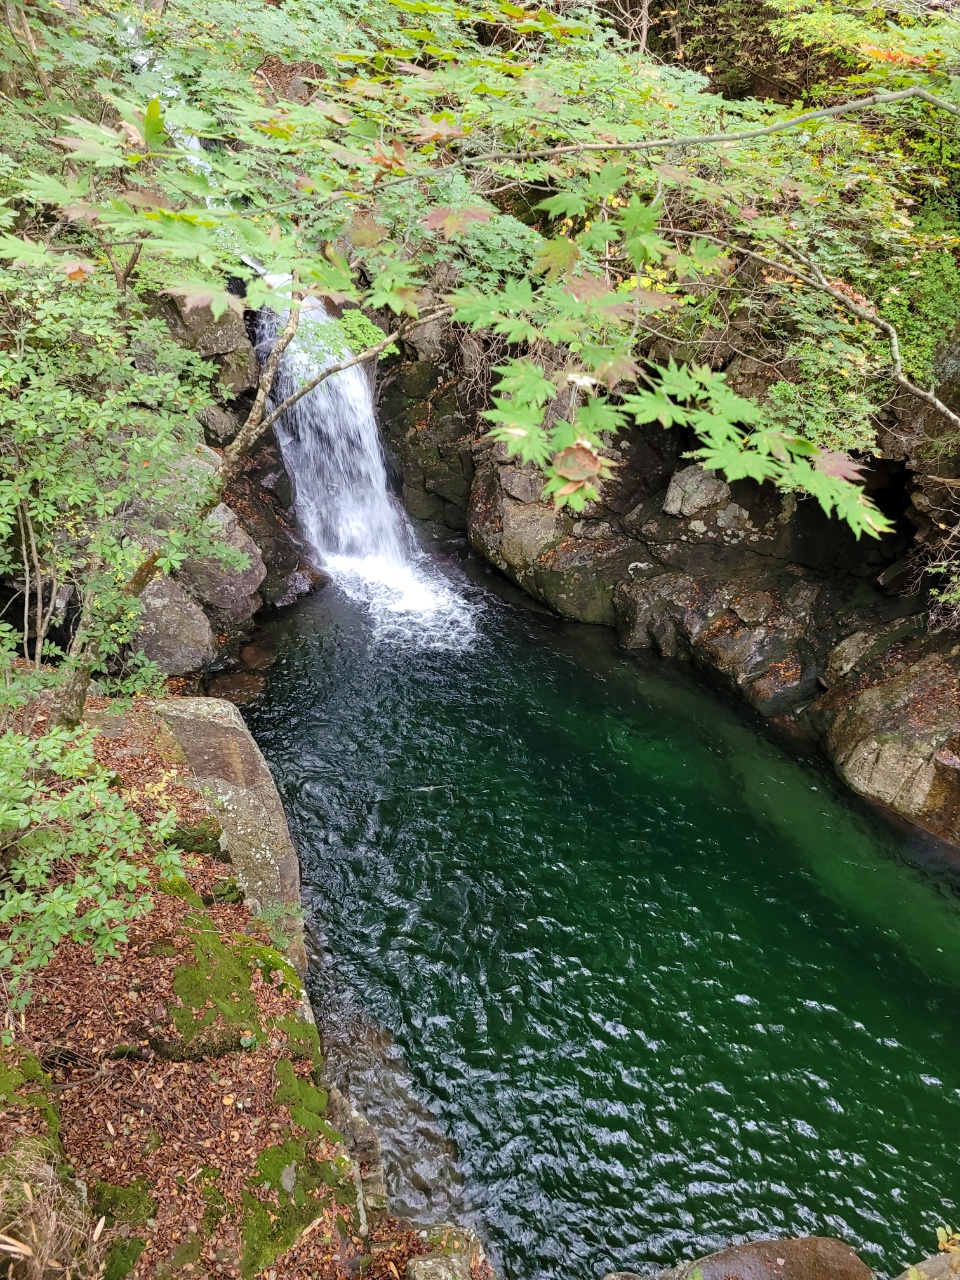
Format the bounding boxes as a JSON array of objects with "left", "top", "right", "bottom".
[{"left": 246, "top": 565, "right": 960, "bottom": 1280}]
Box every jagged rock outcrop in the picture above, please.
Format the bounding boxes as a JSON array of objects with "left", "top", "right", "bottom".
[
  {"left": 457, "top": 421, "right": 960, "bottom": 845},
  {"left": 815, "top": 633, "right": 960, "bottom": 840},
  {"left": 377, "top": 326, "right": 480, "bottom": 531},
  {"left": 177, "top": 502, "right": 267, "bottom": 624}
]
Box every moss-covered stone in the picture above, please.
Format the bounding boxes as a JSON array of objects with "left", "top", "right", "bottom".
[
  {"left": 204, "top": 875, "right": 244, "bottom": 905},
  {"left": 156, "top": 1234, "right": 203, "bottom": 1277},
  {"left": 0, "top": 1050, "right": 59, "bottom": 1140},
  {"left": 169, "top": 815, "right": 225, "bottom": 858},
  {"left": 272, "top": 1058, "right": 330, "bottom": 1136}
]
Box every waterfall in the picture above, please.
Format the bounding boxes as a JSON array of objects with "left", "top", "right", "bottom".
[{"left": 262, "top": 300, "right": 476, "bottom": 650}]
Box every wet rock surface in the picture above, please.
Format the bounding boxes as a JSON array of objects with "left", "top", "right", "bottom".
[
  {"left": 224, "top": 434, "right": 322, "bottom": 608},
  {"left": 649, "top": 1236, "right": 875, "bottom": 1280},
  {"left": 377, "top": 334, "right": 478, "bottom": 532}
]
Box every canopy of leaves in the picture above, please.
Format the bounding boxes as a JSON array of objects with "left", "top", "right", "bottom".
[{"left": 4, "top": 0, "right": 960, "bottom": 532}]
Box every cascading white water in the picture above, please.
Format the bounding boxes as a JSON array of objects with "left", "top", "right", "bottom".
[{"left": 262, "top": 301, "right": 476, "bottom": 650}]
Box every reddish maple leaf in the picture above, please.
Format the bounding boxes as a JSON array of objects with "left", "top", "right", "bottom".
[
  {"left": 421, "top": 206, "right": 493, "bottom": 240},
  {"left": 554, "top": 443, "right": 604, "bottom": 482},
  {"left": 61, "top": 259, "right": 95, "bottom": 282},
  {"left": 349, "top": 212, "right": 388, "bottom": 247},
  {"left": 815, "top": 450, "right": 866, "bottom": 482}
]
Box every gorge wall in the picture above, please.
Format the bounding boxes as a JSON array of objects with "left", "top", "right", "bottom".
[{"left": 376, "top": 329, "right": 960, "bottom": 854}]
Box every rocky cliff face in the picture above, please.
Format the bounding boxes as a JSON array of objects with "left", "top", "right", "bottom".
[
  {"left": 133, "top": 300, "right": 318, "bottom": 679},
  {"left": 379, "top": 342, "right": 960, "bottom": 851}
]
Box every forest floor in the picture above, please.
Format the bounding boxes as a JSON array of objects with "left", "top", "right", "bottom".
[{"left": 0, "top": 697, "right": 474, "bottom": 1280}]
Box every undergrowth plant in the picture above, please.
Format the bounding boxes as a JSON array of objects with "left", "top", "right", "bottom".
[{"left": 0, "top": 629, "right": 182, "bottom": 1032}]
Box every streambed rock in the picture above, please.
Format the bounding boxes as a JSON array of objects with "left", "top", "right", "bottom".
[{"left": 645, "top": 1236, "right": 874, "bottom": 1280}]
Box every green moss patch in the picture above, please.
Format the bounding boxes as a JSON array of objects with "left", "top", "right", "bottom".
[
  {"left": 104, "top": 1237, "right": 147, "bottom": 1280},
  {"left": 0, "top": 1049, "right": 59, "bottom": 1140},
  {"left": 169, "top": 816, "right": 225, "bottom": 859},
  {"left": 92, "top": 1177, "right": 157, "bottom": 1227}
]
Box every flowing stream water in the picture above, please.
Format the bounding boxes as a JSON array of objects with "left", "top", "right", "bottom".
[{"left": 248, "top": 329, "right": 960, "bottom": 1280}]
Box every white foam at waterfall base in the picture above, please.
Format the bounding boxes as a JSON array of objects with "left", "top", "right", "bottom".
[{"left": 264, "top": 302, "right": 476, "bottom": 652}]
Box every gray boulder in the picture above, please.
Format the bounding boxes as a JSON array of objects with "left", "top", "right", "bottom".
[
  {"left": 176, "top": 503, "right": 267, "bottom": 623},
  {"left": 154, "top": 697, "right": 305, "bottom": 971},
  {"left": 168, "top": 298, "right": 249, "bottom": 358},
  {"left": 895, "top": 1254, "right": 960, "bottom": 1280},
  {"left": 200, "top": 404, "right": 241, "bottom": 447},
  {"left": 135, "top": 577, "right": 216, "bottom": 675},
  {"left": 406, "top": 1260, "right": 470, "bottom": 1280},
  {"left": 818, "top": 638, "right": 960, "bottom": 842},
  {"left": 662, "top": 463, "right": 731, "bottom": 518}
]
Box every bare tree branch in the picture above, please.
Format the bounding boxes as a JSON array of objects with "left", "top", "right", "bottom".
[
  {"left": 223, "top": 306, "right": 452, "bottom": 475},
  {"left": 666, "top": 227, "right": 960, "bottom": 434},
  {"left": 460, "top": 86, "right": 960, "bottom": 166},
  {"left": 231, "top": 277, "right": 303, "bottom": 458}
]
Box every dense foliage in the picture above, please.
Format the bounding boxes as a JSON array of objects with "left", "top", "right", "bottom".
[
  {"left": 3, "top": 0, "right": 960, "bottom": 1015},
  {"left": 3, "top": 0, "right": 960, "bottom": 528}
]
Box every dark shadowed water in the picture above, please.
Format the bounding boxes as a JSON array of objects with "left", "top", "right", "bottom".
[{"left": 246, "top": 561, "right": 960, "bottom": 1280}]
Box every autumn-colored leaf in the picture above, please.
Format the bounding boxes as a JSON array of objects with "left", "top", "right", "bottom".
[
  {"left": 738, "top": 206, "right": 761, "bottom": 221},
  {"left": 422, "top": 206, "right": 493, "bottom": 239},
  {"left": 594, "top": 353, "right": 639, "bottom": 386},
  {"left": 410, "top": 114, "right": 469, "bottom": 144},
  {"left": 121, "top": 189, "right": 173, "bottom": 210},
  {"left": 861, "top": 43, "right": 927, "bottom": 67},
  {"left": 563, "top": 276, "right": 608, "bottom": 303},
  {"left": 533, "top": 236, "right": 580, "bottom": 279},
  {"left": 62, "top": 202, "right": 99, "bottom": 223},
  {"left": 370, "top": 139, "right": 407, "bottom": 171},
  {"left": 161, "top": 285, "right": 245, "bottom": 317},
  {"left": 554, "top": 443, "right": 604, "bottom": 482},
  {"left": 350, "top": 211, "right": 388, "bottom": 247},
  {"left": 312, "top": 99, "right": 352, "bottom": 125},
  {"left": 60, "top": 258, "right": 95, "bottom": 282},
  {"left": 635, "top": 287, "right": 682, "bottom": 311},
  {"left": 814, "top": 450, "right": 866, "bottom": 482}
]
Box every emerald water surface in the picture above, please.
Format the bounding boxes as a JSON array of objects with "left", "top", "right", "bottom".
[{"left": 247, "top": 562, "right": 960, "bottom": 1280}]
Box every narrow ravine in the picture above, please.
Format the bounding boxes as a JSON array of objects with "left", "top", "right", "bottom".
[
  {"left": 247, "top": 574, "right": 960, "bottom": 1280},
  {"left": 243, "top": 325, "right": 960, "bottom": 1280}
]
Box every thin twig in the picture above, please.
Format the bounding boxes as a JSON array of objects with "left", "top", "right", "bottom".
[
  {"left": 223, "top": 305, "right": 451, "bottom": 472},
  {"left": 665, "top": 226, "right": 960, "bottom": 433},
  {"left": 454, "top": 86, "right": 960, "bottom": 166}
]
